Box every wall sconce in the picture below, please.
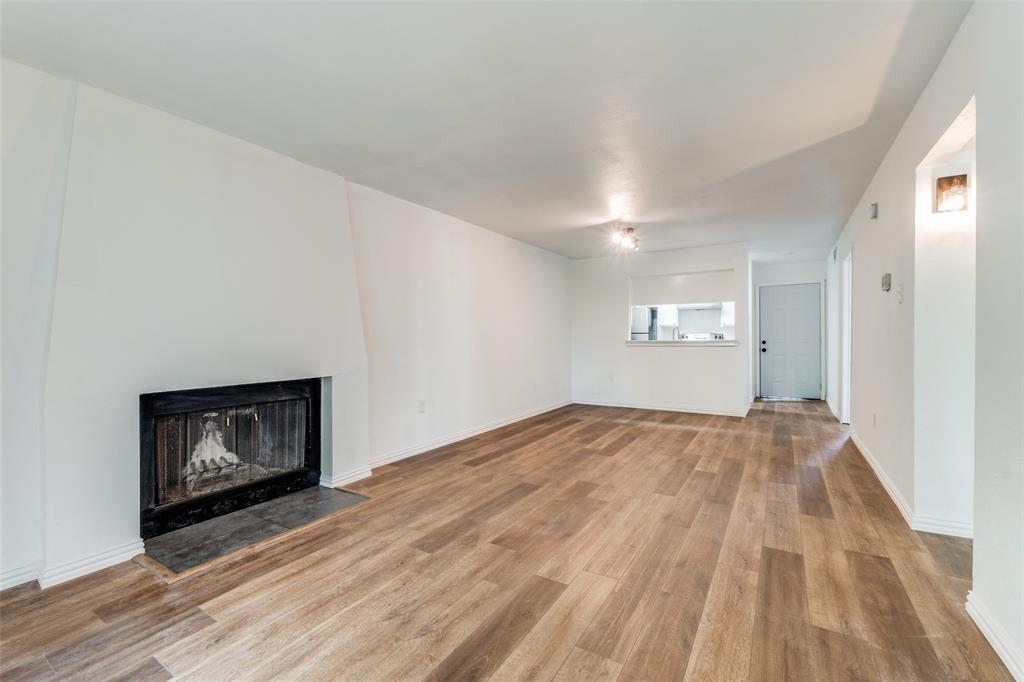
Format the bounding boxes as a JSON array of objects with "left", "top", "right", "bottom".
[{"left": 935, "top": 174, "right": 968, "bottom": 212}]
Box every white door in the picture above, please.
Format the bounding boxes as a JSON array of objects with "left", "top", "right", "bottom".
[{"left": 760, "top": 283, "right": 821, "bottom": 399}]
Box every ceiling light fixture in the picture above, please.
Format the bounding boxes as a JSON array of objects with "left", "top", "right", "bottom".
[{"left": 611, "top": 225, "right": 639, "bottom": 251}]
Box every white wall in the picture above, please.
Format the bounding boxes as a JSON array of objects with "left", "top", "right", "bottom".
[
  {"left": 1, "top": 61, "right": 577, "bottom": 590},
  {"left": 824, "top": 3, "right": 1023, "bottom": 675},
  {"left": 970, "top": 4, "right": 1024, "bottom": 676},
  {"left": 752, "top": 260, "right": 825, "bottom": 288},
  {"left": 1, "top": 62, "right": 371, "bottom": 588},
  {"left": 571, "top": 243, "right": 750, "bottom": 416},
  {"left": 913, "top": 143, "right": 975, "bottom": 536},
  {"left": 0, "top": 61, "right": 77, "bottom": 588},
  {"left": 347, "top": 182, "right": 572, "bottom": 466},
  {"left": 751, "top": 260, "right": 826, "bottom": 399}
]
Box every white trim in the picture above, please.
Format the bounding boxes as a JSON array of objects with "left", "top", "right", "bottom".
[
  {"left": 911, "top": 514, "right": 973, "bottom": 539},
  {"left": 38, "top": 538, "right": 144, "bottom": 589},
  {"left": 625, "top": 340, "right": 738, "bottom": 347},
  {"left": 754, "top": 280, "right": 826, "bottom": 400},
  {"left": 839, "top": 251, "right": 854, "bottom": 424},
  {"left": 966, "top": 591, "right": 1024, "bottom": 681},
  {"left": 320, "top": 466, "right": 373, "bottom": 489},
  {"left": 575, "top": 398, "right": 751, "bottom": 418},
  {"left": 1, "top": 562, "right": 39, "bottom": 591},
  {"left": 369, "top": 401, "right": 572, "bottom": 468},
  {"left": 849, "top": 428, "right": 914, "bottom": 527},
  {"left": 826, "top": 396, "right": 841, "bottom": 422},
  {"left": 849, "top": 429, "right": 974, "bottom": 539}
]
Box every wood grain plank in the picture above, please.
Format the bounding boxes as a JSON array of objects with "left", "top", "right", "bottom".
[
  {"left": 847, "top": 550, "right": 945, "bottom": 681},
  {"left": 424, "top": 575, "right": 566, "bottom": 681},
  {"left": 796, "top": 464, "right": 834, "bottom": 518},
  {"left": 490, "top": 570, "right": 616, "bottom": 681},
  {"left": 553, "top": 647, "right": 622, "bottom": 682}
]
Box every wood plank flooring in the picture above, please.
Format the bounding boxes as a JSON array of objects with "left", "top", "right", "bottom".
[{"left": 0, "top": 401, "right": 1011, "bottom": 681}]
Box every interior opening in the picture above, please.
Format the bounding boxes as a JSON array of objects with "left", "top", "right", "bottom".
[{"left": 912, "top": 96, "right": 976, "bottom": 536}]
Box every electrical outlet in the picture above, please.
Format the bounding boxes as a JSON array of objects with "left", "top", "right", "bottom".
[
  {"left": 418, "top": 400, "right": 426, "bottom": 414},
  {"left": 608, "top": 372, "right": 615, "bottom": 382},
  {"left": 873, "top": 412, "right": 877, "bottom": 428}
]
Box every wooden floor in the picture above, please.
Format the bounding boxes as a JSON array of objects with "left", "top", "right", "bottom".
[{"left": 0, "top": 402, "right": 1011, "bottom": 681}]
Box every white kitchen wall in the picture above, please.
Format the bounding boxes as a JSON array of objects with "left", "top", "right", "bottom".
[
  {"left": 347, "top": 182, "right": 571, "bottom": 466},
  {"left": 0, "top": 61, "right": 77, "bottom": 589},
  {"left": 571, "top": 243, "right": 750, "bottom": 416},
  {"left": 824, "top": 3, "right": 1023, "bottom": 675},
  {"left": 1, "top": 62, "right": 371, "bottom": 588}
]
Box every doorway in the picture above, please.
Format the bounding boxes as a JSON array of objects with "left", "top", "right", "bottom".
[
  {"left": 759, "top": 283, "right": 822, "bottom": 399},
  {"left": 912, "top": 97, "right": 976, "bottom": 535}
]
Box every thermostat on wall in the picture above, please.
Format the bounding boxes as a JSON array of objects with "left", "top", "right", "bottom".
[{"left": 881, "top": 273, "right": 892, "bottom": 292}]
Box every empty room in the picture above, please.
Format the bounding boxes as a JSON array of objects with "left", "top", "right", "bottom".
[{"left": 1, "top": 1, "right": 1022, "bottom": 680}]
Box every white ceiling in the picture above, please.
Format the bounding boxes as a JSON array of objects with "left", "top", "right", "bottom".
[{"left": 1, "top": 1, "right": 969, "bottom": 259}]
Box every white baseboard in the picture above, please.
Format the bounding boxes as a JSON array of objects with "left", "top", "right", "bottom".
[
  {"left": 574, "top": 398, "right": 751, "bottom": 418},
  {"left": 911, "top": 514, "right": 973, "bottom": 539},
  {"left": 849, "top": 428, "right": 974, "bottom": 539},
  {"left": 320, "top": 466, "right": 373, "bottom": 489},
  {"left": 368, "top": 400, "right": 571, "bottom": 468},
  {"left": 966, "top": 591, "right": 1024, "bottom": 681},
  {"left": 848, "top": 428, "right": 914, "bottom": 527},
  {"left": 38, "top": 538, "right": 144, "bottom": 589},
  {"left": 1, "top": 562, "right": 39, "bottom": 591}
]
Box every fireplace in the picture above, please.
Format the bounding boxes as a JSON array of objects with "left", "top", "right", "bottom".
[{"left": 140, "top": 378, "right": 321, "bottom": 538}]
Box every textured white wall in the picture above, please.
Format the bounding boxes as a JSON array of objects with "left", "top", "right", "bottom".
[
  {"left": 969, "top": 4, "right": 1024, "bottom": 674},
  {"left": 825, "top": 3, "right": 1023, "bottom": 673},
  {"left": 1, "top": 65, "right": 371, "bottom": 587},
  {"left": 0, "top": 61, "right": 77, "bottom": 588},
  {"left": 347, "top": 182, "right": 571, "bottom": 466},
  {"left": 571, "top": 243, "right": 750, "bottom": 416}
]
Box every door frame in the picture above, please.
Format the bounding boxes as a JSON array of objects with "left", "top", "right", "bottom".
[
  {"left": 840, "top": 253, "right": 853, "bottom": 423},
  {"left": 754, "top": 280, "right": 826, "bottom": 399}
]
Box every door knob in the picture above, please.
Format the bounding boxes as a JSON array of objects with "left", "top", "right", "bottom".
[
  {"left": 761, "top": 340, "right": 766, "bottom": 345},
  {"left": 761, "top": 348, "right": 767, "bottom": 352}
]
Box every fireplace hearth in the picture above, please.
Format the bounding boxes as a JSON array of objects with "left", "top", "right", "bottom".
[{"left": 140, "top": 378, "right": 321, "bottom": 538}]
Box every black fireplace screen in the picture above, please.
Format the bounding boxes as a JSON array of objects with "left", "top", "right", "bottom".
[
  {"left": 140, "top": 378, "right": 321, "bottom": 539},
  {"left": 155, "top": 399, "right": 307, "bottom": 506}
]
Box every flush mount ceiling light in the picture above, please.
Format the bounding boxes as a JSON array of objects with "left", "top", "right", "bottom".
[{"left": 611, "top": 225, "right": 639, "bottom": 251}]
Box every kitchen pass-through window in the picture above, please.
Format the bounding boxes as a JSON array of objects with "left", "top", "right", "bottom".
[{"left": 628, "top": 270, "right": 737, "bottom": 343}]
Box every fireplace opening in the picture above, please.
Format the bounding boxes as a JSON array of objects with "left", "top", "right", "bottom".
[{"left": 141, "top": 378, "right": 321, "bottom": 538}]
